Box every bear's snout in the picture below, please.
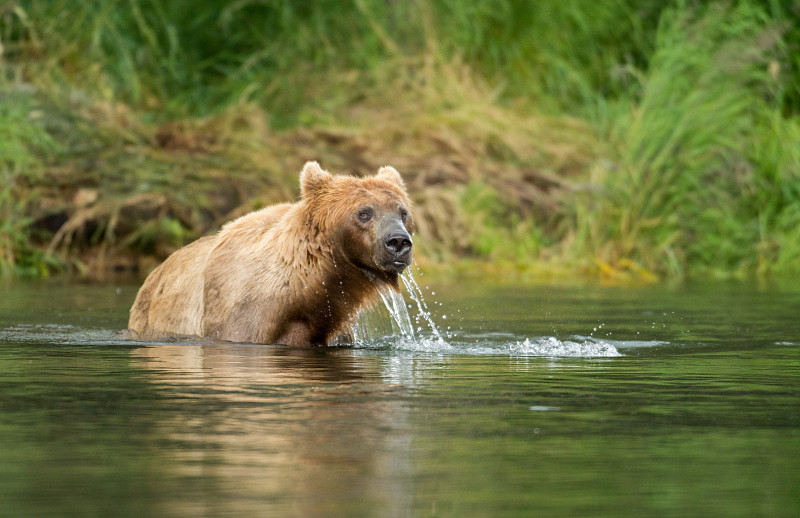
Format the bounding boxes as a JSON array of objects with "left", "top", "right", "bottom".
[
  {"left": 385, "top": 232, "right": 412, "bottom": 259},
  {"left": 377, "top": 219, "right": 413, "bottom": 273}
]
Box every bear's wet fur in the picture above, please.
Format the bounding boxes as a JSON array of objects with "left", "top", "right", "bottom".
[{"left": 128, "top": 162, "right": 414, "bottom": 346}]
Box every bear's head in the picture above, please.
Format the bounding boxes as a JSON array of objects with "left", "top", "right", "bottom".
[{"left": 300, "top": 162, "right": 415, "bottom": 279}]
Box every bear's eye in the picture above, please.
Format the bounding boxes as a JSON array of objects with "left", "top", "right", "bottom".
[
  {"left": 399, "top": 208, "right": 409, "bottom": 222},
  {"left": 357, "top": 208, "right": 373, "bottom": 223}
]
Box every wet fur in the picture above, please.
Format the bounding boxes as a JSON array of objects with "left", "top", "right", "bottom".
[{"left": 128, "top": 163, "right": 413, "bottom": 346}]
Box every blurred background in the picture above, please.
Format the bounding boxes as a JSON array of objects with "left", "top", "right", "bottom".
[{"left": 1, "top": 0, "right": 799, "bottom": 281}]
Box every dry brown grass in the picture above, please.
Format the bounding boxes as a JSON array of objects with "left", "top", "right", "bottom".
[{"left": 23, "top": 52, "right": 602, "bottom": 277}]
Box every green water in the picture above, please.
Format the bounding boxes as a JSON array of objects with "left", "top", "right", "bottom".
[{"left": 0, "top": 279, "right": 798, "bottom": 517}]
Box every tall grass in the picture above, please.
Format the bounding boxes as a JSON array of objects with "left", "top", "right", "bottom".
[
  {"left": 11, "top": 0, "right": 424, "bottom": 121},
  {"left": 9, "top": 0, "right": 666, "bottom": 121},
  {"left": 0, "top": 90, "right": 60, "bottom": 276},
  {"left": 569, "top": 2, "right": 798, "bottom": 278}
]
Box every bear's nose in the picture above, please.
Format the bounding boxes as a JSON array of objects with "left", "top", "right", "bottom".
[{"left": 385, "top": 232, "right": 412, "bottom": 258}]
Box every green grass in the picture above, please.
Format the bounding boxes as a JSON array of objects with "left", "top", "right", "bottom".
[
  {"left": 2, "top": 0, "right": 800, "bottom": 280},
  {"left": 569, "top": 2, "right": 800, "bottom": 278},
  {"left": 0, "top": 90, "right": 62, "bottom": 276}
]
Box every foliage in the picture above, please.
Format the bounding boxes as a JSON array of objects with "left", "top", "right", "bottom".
[
  {"left": 2, "top": 0, "right": 800, "bottom": 279},
  {"left": 571, "top": 2, "right": 792, "bottom": 277},
  {"left": 0, "top": 90, "right": 61, "bottom": 276}
]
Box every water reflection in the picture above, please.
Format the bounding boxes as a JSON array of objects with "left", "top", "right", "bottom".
[{"left": 130, "top": 343, "right": 413, "bottom": 517}]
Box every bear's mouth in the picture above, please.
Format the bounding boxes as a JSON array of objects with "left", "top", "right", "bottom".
[
  {"left": 391, "top": 260, "right": 411, "bottom": 272},
  {"left": 381, "top": 258, "right": 411, "bottom": 274}
]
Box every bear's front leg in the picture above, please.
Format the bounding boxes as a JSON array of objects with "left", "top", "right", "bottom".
[
  {"left": 275, "top": 320, "right": 314, "bottom": 346},
  {"left": 328, "top": 330, "right": 355, "bottom": 346}
]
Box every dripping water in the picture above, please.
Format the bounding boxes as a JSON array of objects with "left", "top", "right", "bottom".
[
  {"left": 378, "top": 287, "right": 415, "bottom": 339},
  {"left": 399, "top": 268, "right": 445, "bottom": 343},
  {"left": 351, "top": 265, "right": 444, "bottom": 343}
]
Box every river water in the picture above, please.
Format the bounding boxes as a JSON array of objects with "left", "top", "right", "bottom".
[{"left": 0, "top": 273, "right": 798, "bottom": 517}]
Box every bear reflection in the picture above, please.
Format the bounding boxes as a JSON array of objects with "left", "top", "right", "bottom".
[{"left": 131, "top": 343, "right": 412, "bottom": 516}]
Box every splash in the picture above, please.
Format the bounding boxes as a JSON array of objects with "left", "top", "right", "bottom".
[
  {"left": 399, "top": 268, "right": 446, "bottom": 343},
  {"left": 367, "top": 334, "right": 621, "bottom": 357},
  {"left": 510, "top": 337, "right": 621, "bottom": 357},
  {"left": 352, "top": 267, "right": 445, "bottom": 343},
  {"left": 378, "top": 287, "right": 416, "bottom": 339},
  {"left": 352, "top": 267, "right": 623, "bottom": 358},
  {"left": 351, "top": 286, "right": 416, "bottom": 342}
]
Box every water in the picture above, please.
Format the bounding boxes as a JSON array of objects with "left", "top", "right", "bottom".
[{"left": 1, "top": 277, "right": 799, "bottom": 517}]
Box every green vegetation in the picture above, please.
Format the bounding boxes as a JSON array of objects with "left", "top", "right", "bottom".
[{"left": 1, "top": 0, "right": 799, "bottom": 280}]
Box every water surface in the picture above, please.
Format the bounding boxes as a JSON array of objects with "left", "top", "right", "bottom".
[{"left": 1, "top": 277, "right": 798, "bottom": 517}]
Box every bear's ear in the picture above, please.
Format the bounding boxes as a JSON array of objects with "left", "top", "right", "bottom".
[
  {"left": 376, "top": 166, "right": 405, "bottom": 189},
  {"left": 300, "top": 161, "right": 333, "bottom": 198}
]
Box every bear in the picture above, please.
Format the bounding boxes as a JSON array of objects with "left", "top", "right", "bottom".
[{"left": 128, "top": 162, "right": 414, "bottom": 346}]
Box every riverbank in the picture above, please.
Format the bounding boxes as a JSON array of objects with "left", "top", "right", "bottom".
[{"left": 2, "top": 1, "right": 799, "bottom": 280}]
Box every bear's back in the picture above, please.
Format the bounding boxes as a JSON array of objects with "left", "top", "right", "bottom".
[{"left": 220, "top": 202, "right": 294, "bottom": 237}]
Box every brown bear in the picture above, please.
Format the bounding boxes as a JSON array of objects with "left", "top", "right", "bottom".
[{"left": 128, "top": 162, "right": 414, "bottom": 346}]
